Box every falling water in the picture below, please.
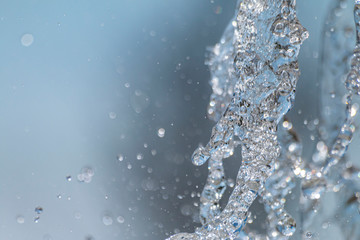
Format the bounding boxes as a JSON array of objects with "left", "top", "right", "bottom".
[{"left": 168, "top": 0, "right": 360, "bottom": 239}]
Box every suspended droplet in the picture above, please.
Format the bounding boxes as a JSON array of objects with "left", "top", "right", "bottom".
[
  {"left": 35, "top": 207, "right": 43, "bottom": 214},
  {"left": 102, "top": 215, "right": 113, "bottom": 226},
  {"left": 157, "top": 128, "right": 165, "bottom": 138},
  {"left": 21, "top": 33, "right": 34, "bottom": 47},
  {"left": 117, "top": 216, "right": 125, "bottom": 224},
  {"left": 16, "top": 215, "right": 25, "bottom": 224}
]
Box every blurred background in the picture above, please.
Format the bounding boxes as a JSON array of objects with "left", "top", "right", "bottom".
[{"left": 0, "top": 0, "right": 358, "bottom": 239}]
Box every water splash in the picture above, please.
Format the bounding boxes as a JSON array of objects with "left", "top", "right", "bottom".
[
  {"left": 168, "top": 0, "right": 360, "bottom": 239},
  {"left": 169, "top": 0, "right": 307, "bottom": 239}
]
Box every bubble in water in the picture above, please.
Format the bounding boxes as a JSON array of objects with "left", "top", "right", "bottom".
[
  {"left": 157, "top": 128, "right": 165, "bottom": 138},
  {"left": 66, "top": 175, "right": 72, "bottom": 182},
  {"left": 34, "top": 216, "right": 40, "bottom": 223},
  {"left": 305, "top": 232, "right": 312, "bottom": 238},
  {"left": 102, "top": 215, "right": 113, "bottom": 226},
  {"left": 16, "top": 215, "right": 25, "bottom": 224},
  {"left": 21, "top": 33, "right": 34, "bottom": 47}
]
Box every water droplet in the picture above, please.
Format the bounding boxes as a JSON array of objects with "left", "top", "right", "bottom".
[
  {"left": 21, "top": 34, "right": 34, "bottom": 47},
  {"left": 117, "top": 154, "right": 124, "bottom": 162},
  {"left": 109, "top": 112, "right": 117, "bottom": 119},
  {"left": 35, "top": 207, "right": 43, "bottom": 214},
  {"left": 102, "top": 215, "right": 113, "bottom": 226},
  {"left": 136, "top": 153, "right": 143, "bottom": 160},
  {"left": 117, "top": 216, "right": 125, "bottom": 223},
  {"left": 157, "top": 128, "right": 165, "bottom": 138},
  {"left": 77, "top": 167, "right": 94, "bottom": 183}
]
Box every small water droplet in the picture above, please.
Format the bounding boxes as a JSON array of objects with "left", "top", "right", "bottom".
[
  {"left": 21, "top": 34, "right": 34, "bottom": 47},
  {"left": 117, "top": 216, "right": 125, "bottom": 223},
  {"left": 35, "top": 207, "right": 43, "bottom": 214},
  {"left": 77, "top": 166, "right": 94, "bottom": 183},
  {"left": 16, "top": 215, "right": 25, "bottom": 224},
  {"left": 117, "top": 154, "right": 124, "bottom": 162},
  {"left": 109, "top": 112, "right": 117, "bottom": 119},
  {"left": 157, "top": 128, "right": 165, "bottom": 138},
  {"left": 136, "top": 153, "right": 143, "bottom": 160},
  {"left": 102, "top": 215, "right": 113, "bottom": 226}
]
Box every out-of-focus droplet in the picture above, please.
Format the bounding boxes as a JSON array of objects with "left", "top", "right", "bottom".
[
  {"left": 77, "top": 167, "right": 94, "bottom": 183},
  {"left": 130, "top": 89, "right": 150, "bottom": 113},
  {"left": 35, "top": 207, "right": 43, "bottom": 214},
  {"left": 136, "top": 153, "right": 143, "bottom": 160},
  {"left": 117, "top": 216, "right": 125, "bottom": 223},
  {"left": 117, "top": 154, "right": 124, "bottom": 162},
  {"left": 16, "top": 215, "right": 25, "bottom": 224},
  {"left": 276, "top": 216, "right": 296, "bottom": 236},
  {"left": 302, "top": 177, "right": 326, "bottom": 200},
  {"left": 109, "top": 112, "right": 117, "bottom": 119},
  {"left": 102, "top": 215, "right": 113, "bottom": 226},
  {"left": 157, "top": 128, "right": 165, "bottom": 138},
  {"left": 21, "top": 34, "right": 34, "bottom": 47}
]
